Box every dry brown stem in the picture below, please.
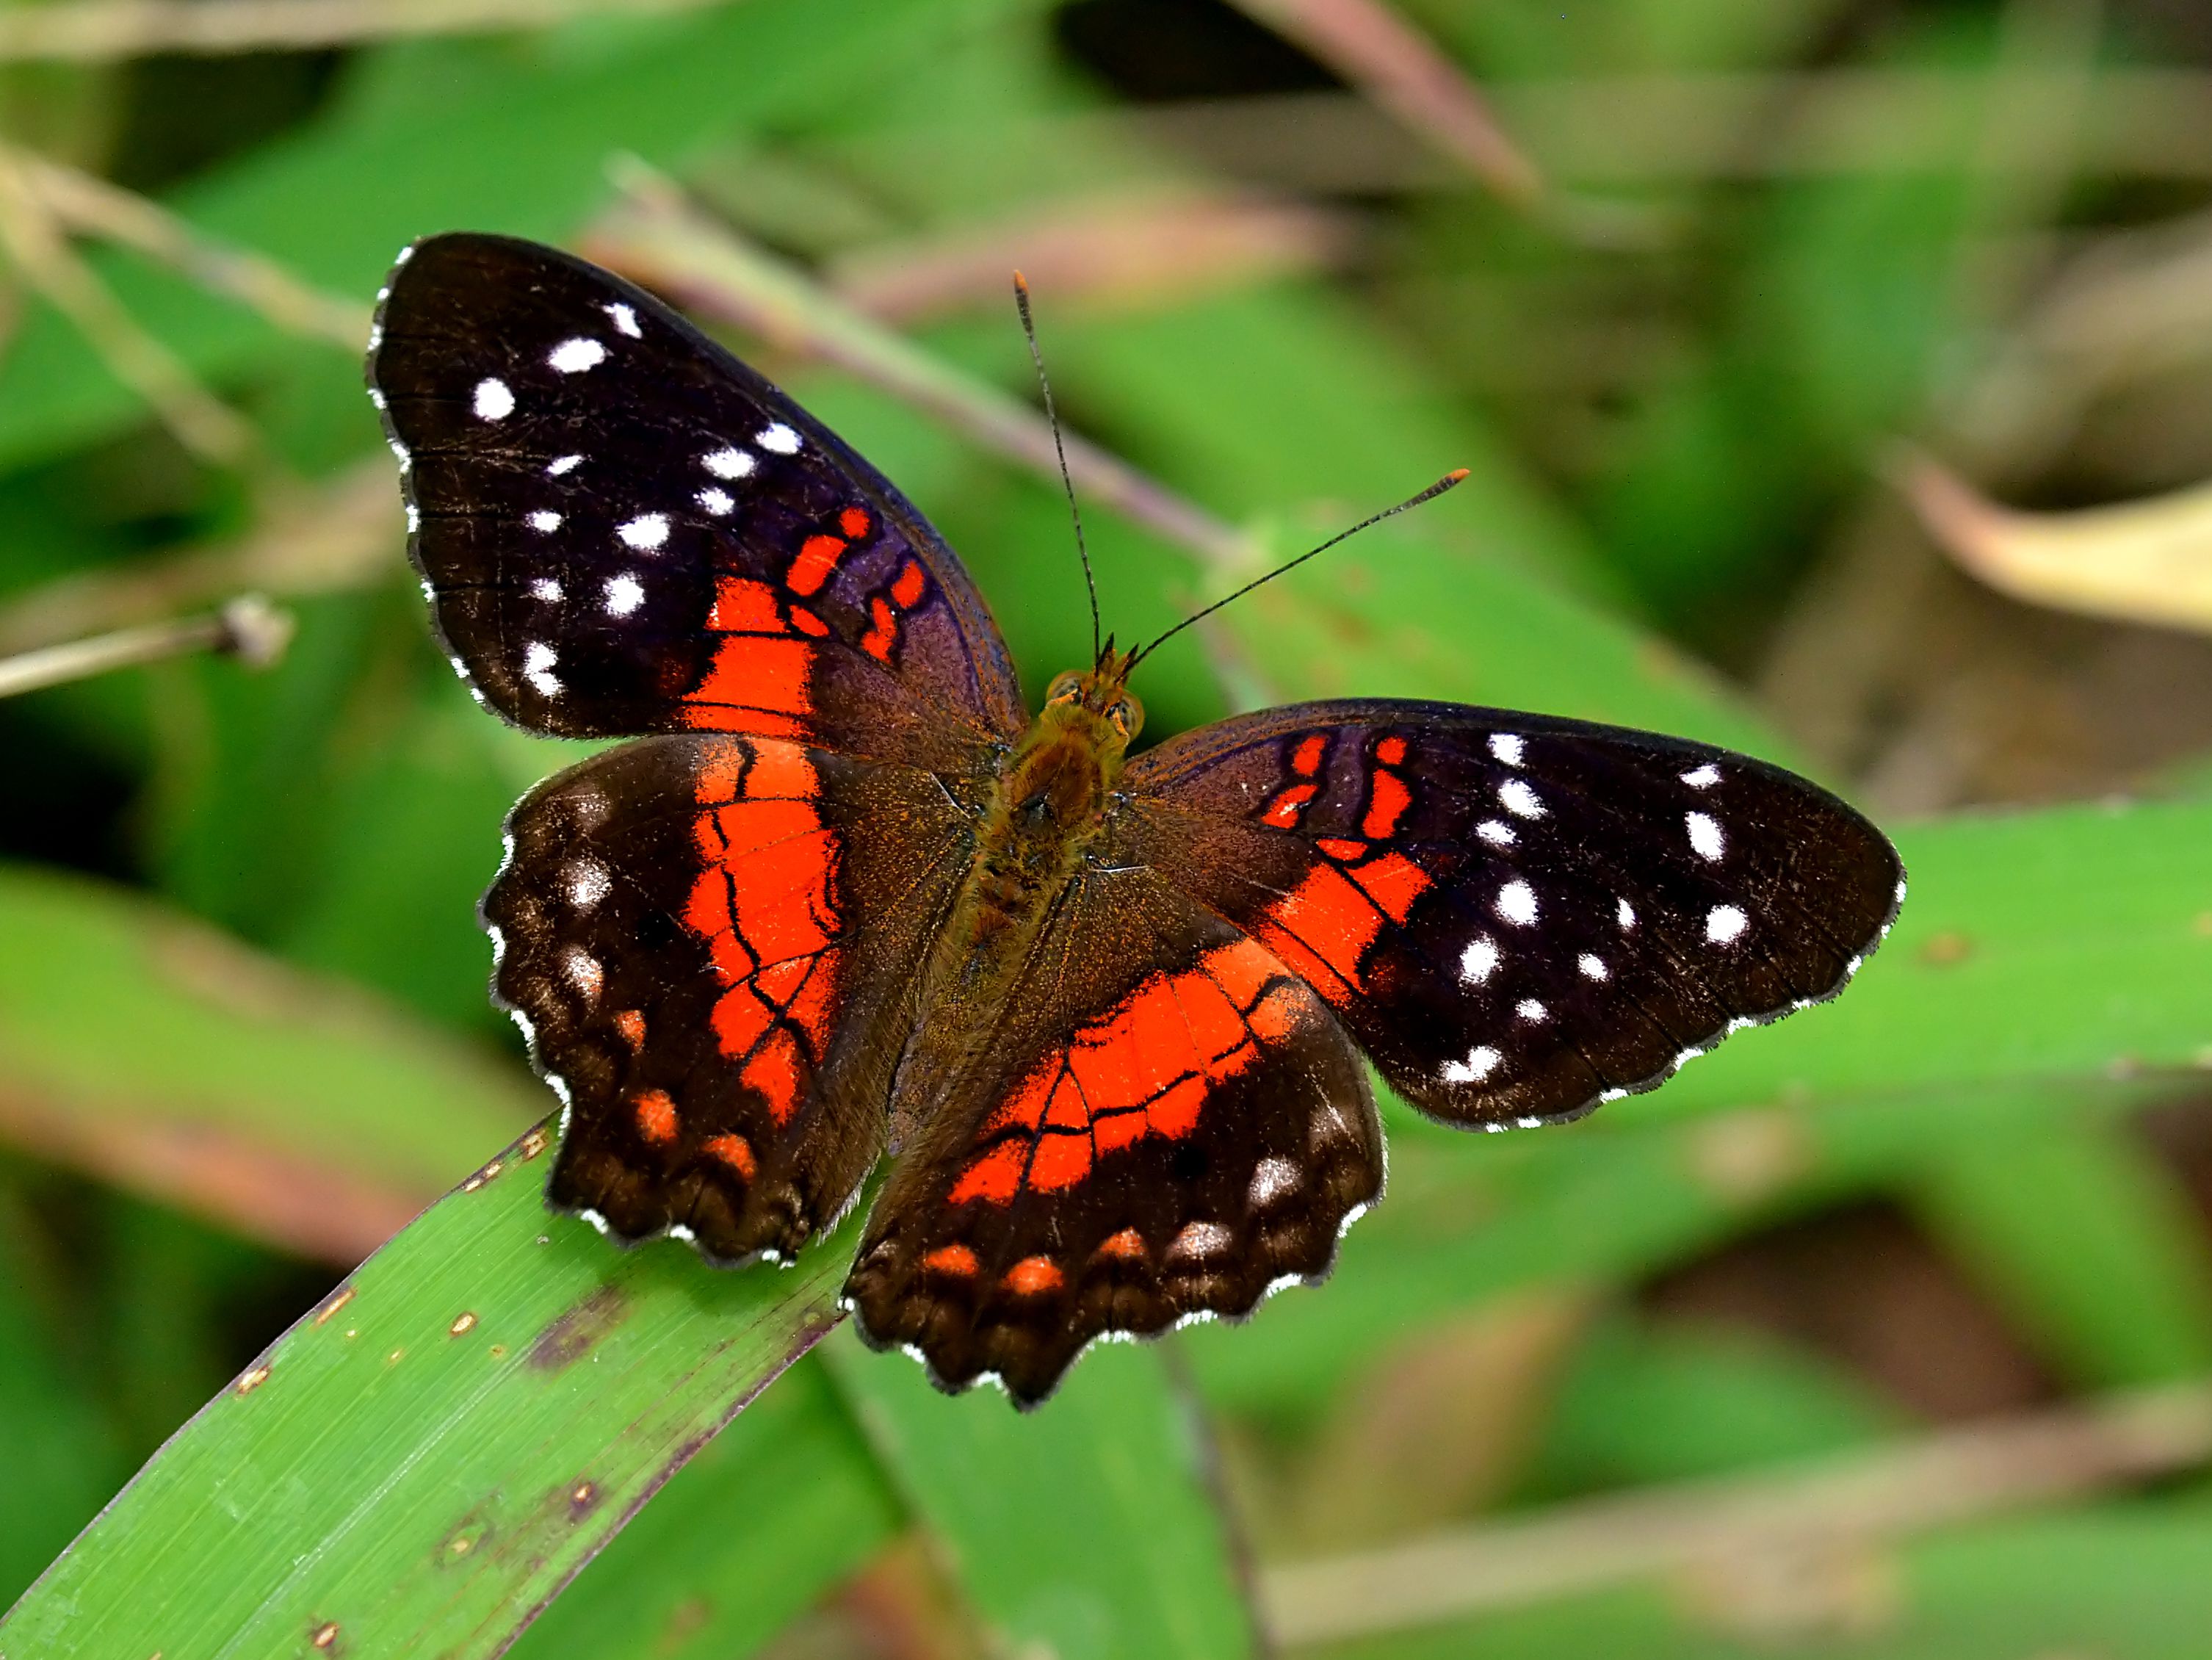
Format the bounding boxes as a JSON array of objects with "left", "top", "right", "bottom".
[
  {"left": 0, "top": 460, "right": 399, "bottom": 655},
  {"left": 0, "top": 0, "right": 715, "bottom": 59},
  {"left": 828, "top": 190, "right": 1356, "bottom": 328},
  {"left": 0, "top": 148, "right": 253, "bottom": 463},
  {"left": 11, "top": 148, "right": 369, "bottom": 347},
  {"left": 583, "top": 160, "right": 1252, "bottom": 573},
  {"left": 1262, "top": 1378, "right": 2212, "bottom": 1645},
  {"left": 1223, "top": 0, "right": 1542, "bottom": 203}
]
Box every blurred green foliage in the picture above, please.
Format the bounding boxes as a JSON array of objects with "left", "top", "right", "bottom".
[{"left": 3, "top": 0, "right": 2212, "bottom": 1655}]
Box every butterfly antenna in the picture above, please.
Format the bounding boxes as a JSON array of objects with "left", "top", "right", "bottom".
[
  {"left": 1013, "top": 271, "right": 1102, "bottom": 663},
  {"left": 1130, "top": 469, "right": 1470, "bottom": 668}
]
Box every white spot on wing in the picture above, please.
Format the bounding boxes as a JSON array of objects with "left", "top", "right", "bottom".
[
  {"left": 562, "top": 947, "right": 602, "bottom": 998},
  {"left": 756, "top": 422, "right": 800, "bottom": 454},
  {"left": 1517, "top": 998, "right": 1548, "bottom": 1022},
  {"left": 1579, "top": 953, "right": 1608, "bottom": 981},
  {"left": 547, "top": 454, "right": 582, "bottom": 476},
  {"left": 1489, "top": 733, "right": 1525, "bottom": 766},
  {"left": 1169, "top": 1221, "right": 1232, "bottom": 1260},
  {"left": 1617, "top": 898, "right": 1636, "bottom": 929},
  {"left": 1499, "top": 779, "right": 1544, "bottom": 819},
  {"left": 1443, "top": 1044, "right": 1500, "bottom": 1083},
  {"left": 1477, "top": 820, "right": 1515, "bottom": 846},
  {"left": 604, "top": 574, "right": 645, "bottom": 616},
  {"left": 566, "top": 860, "right": 610, "bottom": 909},
  {"left": 604, "top": 302, "right": 641, "bottom": 338},
  {"left": 548, "top": 337, "right": 607, "bottom": 373},
  {"left": 1460, "top": 937, "right": 1500, "bottom": 984},
  {"left": 529, "top": 577, "right": 563, "bottom": 602},
  {"left": 1683, "top": 762, "right": 1721, "bottom": 788},
  {"left": 405, "top": 503, "right": 419, "bottom": 533},
  {"left": 1496, "top": 879, "right": 1538, "bottom": 926},
  {"left": 1707, "top": 904, "right": 1749, "bottom": 944},
  {"left": 472, "top": 378, "right": 513, "bottom": 420},
  {"left": 522, "top": 641, "right": 560, "bottom": 696},
  {"left": 617, "top": 513, "right": 669, "bottom": 551},
  {"left": 1687, "top": 811, "right": 1725, "bottom": 860},
  {"left": 697, "top": 487, "right": 734, "bottom": 516},
  {"left": 528, "top": 510, "right": 561, "bottom": 533},
  {"left": 702, "top": 447, "right": 755, "bottom": 480},
  {"left": 1248, "top": 1158, "right": 1300, "bottom": 1208}
]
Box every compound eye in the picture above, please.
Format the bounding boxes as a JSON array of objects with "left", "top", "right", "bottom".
[
  {"left": 1046, "top": 671, "right": 1082, "bottom": 705},
  {"left": 1107, "top": 699, "right": 1138, "bottom": 736}
]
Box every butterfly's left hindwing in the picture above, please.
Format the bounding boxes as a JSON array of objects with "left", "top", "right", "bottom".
[
  {"left": 488, "top": 732, "right": 973, "bottom": 1262},
  {"left": 845, "top": 868, "right": 1381, "bottom": 1405},
  {"left": 1117, "top": 701, "right": 1904, "bottom": 1129}
]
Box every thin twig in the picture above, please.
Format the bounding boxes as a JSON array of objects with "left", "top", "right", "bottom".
[
  {"left": 9, "top": 146, "right": 369, "bottom": 348},
  {"left": 1160, "top": 1341, "right": 1276, "bottom": 1660},
  {"left": 1221, "top": 0, "right": 1543, "bottom": 203},
  {"left": 827, "top": 190, "right": 1357, "bottom": 327},
  {"left": 0, "top": 0, "right": 718, "bottom": 59},
  {"left": 1260, "top": 1377, "right": 2212, "bottom": 1645},
  {"left": 0, "top": 594, "right": 292, "bottom": 699},
  {"left": 0, "top": 148, "right": 254, "bottom": 463},
  {"left": 583, "top": 158, "right": 1253, "bottom": 574},
  {"left": 0, "top": 460, "right": 397, "bottom": 656}
]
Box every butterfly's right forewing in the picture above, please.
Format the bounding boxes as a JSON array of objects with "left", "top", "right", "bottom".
[{"left": 370, "top": 234, "right": 1023, "bottom": 766}]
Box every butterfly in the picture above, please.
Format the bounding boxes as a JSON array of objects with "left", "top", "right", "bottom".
[{"left": 366, "top": 234, "right": 1904, "bottom": 1407}]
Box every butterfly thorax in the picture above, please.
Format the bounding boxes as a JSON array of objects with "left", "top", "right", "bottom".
[
  {"left": 885, "top": 653, "right": 1144, "bottom": 1149},
  {"left": 971, "top": 659, "right": 1143, "bottom": 926}
]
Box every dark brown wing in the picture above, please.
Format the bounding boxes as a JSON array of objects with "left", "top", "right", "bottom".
[
  {"left": 1114, "top": 701, "right": 1904, "bottom": 1129},
  {"left": 843, "top": 866, "right": 1381, "bottom": 1406},
  {"left": 488, "top": 732, "right": 972, "bottom": 1262},
  {"left": 369, "top": 233, "right": 1024, "bottom": 768}
]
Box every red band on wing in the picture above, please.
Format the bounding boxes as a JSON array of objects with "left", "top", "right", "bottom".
[
  {"left": 949, "top": 939, "right": 1318, "bottom": 1206},
  {"left": 683, "top": 636, "right": 813, "bottom": 733},
  {"left": 682, "top": 738, "right": 842, "bottom": 1130}
]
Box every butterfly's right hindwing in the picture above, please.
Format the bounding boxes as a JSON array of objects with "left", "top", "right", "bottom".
[{"left": 488, "top": 732, "right": 971, "bottom": 1262}]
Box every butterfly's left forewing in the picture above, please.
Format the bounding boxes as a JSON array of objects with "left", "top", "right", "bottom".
[{"left": 1115, "top": 701, "right": 1904, "bottom": 1128}]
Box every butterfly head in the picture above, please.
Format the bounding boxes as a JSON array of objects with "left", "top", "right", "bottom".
[{"left": 1038, "top": 637, "right": 1145, "bottom": 759}]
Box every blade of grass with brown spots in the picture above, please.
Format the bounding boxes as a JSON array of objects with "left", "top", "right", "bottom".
[{"left": 0, "top": 1116, "right": 863, "bottom": 1656}]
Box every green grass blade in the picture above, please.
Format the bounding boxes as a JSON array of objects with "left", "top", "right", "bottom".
[
  {"left": 828, "top": 1329, "right": 1256, "bottom": 1660},
  {"left": 0, "top": 863, "right": 538, "bottom": 1255},
  {"left": 510, "top": 1358, "right": 900, "bottom": 1660},
  {"left": 1914, "top": 1124, "right": 2212, "bottom": 1388},
  {"left": 0, "top": 1122, "right": 858, "bottom": 1658}
]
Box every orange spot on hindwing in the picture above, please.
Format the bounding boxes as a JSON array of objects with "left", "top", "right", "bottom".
[
  {"left": 633, "top": 1090, "right": 678, "bottom": 1145},
  {"left": 1003, "top": 1257, "right": 1063, "bottom": 1296},
  {"left": 925, "top": 1243, "right": 978, "bottom": 1277},
  {"left": 704, "top": 1133, "right": 756, "bottom": 1178}
]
